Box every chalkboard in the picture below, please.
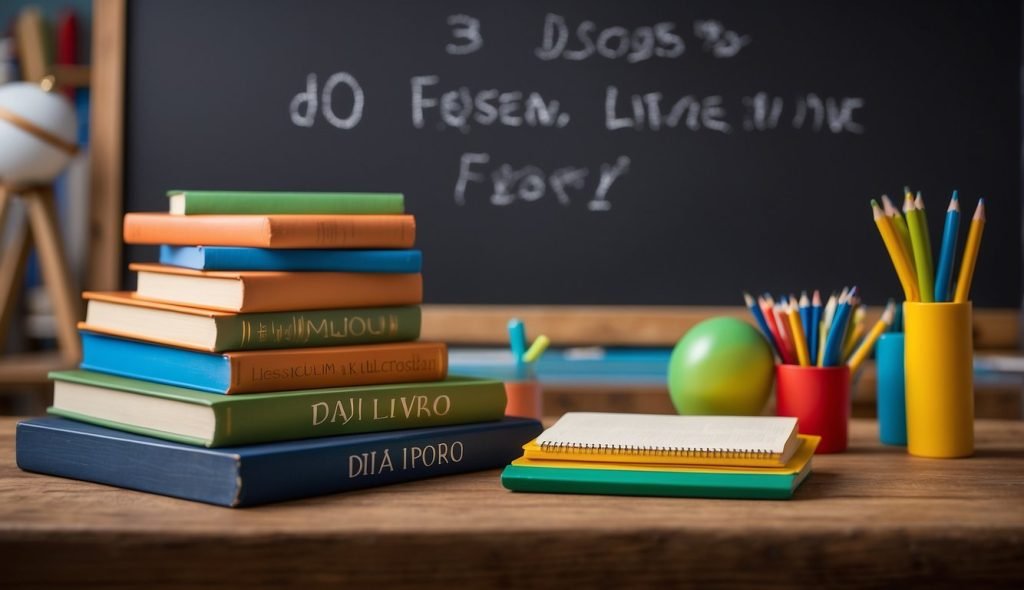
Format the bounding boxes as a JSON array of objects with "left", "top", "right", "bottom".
[{"left": 123, "top": 0, "right": 1020, "bottom": 307}]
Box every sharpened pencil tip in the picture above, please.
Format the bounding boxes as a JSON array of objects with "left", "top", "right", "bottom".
[
  {"left": 975, "top": 199, "right": 986, "bottom": 220},
  {"left": 743, "top": 292, "right": 754, "bottom": 306},
  {"left": 952, "top": 190, "right": 958, "bottom": 201}
]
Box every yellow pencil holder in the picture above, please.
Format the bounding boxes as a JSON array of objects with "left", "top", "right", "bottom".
[{"left": 904, "top": 301, "right": 974, "bottom": 458}]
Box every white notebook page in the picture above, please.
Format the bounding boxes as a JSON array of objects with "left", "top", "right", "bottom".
[{"left": 536, "top": 413, "right": 798, "bottom": 453}]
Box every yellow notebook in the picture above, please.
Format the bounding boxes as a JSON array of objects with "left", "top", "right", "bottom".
[
  {"left": 524, "top": 412, "right": 803, "bottom": 468},
  {"left": 515, "top": 434, "right": 819, "bottom": 474}
]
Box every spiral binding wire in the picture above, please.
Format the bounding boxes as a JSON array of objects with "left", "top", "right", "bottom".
[{"left": 537, "top": 441, "right": 778, "bottom": 459}]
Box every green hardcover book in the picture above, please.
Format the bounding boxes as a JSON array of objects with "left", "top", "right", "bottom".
[
  {"left": 81, "top": 292, "right": 421, "bottom": 352},
  {"left": 48, "top": 370, "right": 507, "bottom": 448},
  {"left": 167, "top": 190, "right": 404, "bottom": 215},
  {"left": 500, "top": 461, "right": 812, "bottom": 500}
]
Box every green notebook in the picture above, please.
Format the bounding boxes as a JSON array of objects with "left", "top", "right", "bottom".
[
  {"left": 48, "top": 369, "right": 506, "bottom": 447},
  {"left": 501, "top": 435, "right": 818, "bottom": 500},
  {"left": 501, "top": 463, "right": 811, "bottom": 500},
  {"left": 167, "top": 190, "right": 404, "bottom": 215}
]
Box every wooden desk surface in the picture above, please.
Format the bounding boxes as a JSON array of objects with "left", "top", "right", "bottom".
[{"left": 1, "top": 417, "right": 1022, "bottom": 588}]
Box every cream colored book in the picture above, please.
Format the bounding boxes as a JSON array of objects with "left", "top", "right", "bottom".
[{"left": 523, "top": 413, "right": 802, "bottom": 468}]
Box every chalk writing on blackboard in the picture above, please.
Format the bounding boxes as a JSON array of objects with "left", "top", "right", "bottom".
[{"left": 287, "top": 13, "right": 864, "bottom": 211}]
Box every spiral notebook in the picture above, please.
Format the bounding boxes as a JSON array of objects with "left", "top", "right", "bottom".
[{"left": 524, "top": 413, "right": 802, "bottom": 468}]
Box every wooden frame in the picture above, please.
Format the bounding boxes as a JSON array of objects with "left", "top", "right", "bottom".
[{"left": 87, "top": 0, "right": 1019, "bottom": 348}]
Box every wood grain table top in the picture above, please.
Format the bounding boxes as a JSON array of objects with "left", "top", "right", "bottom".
[{"left": 1, "top": 417, "right": 1022, "bottom": 588}]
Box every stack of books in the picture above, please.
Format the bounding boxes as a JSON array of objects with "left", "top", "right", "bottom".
[
  {"left": 501, "top": 413, "right": 819, "bottom": 500},
  {"left": 16, "top": 190, "right": 542, "bottom": 507}
]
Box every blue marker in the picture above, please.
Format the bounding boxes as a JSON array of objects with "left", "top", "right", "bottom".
[{"left": 507, "top": 318, "right": 528, "bottom": 379}]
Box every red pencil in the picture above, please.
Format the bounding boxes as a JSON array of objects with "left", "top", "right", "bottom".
[
  {"left": 759, "top": 296, "right": 791, "bottom": 364},
  {"left": 774, "top": 301, "right": 798, "bottom": 364}
]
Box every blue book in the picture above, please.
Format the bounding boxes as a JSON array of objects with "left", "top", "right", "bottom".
[
  {"left": 17, "top": 416, "right": 542, "bottom": 507},
  {"left": 79, "top": 331, "right": 448, "bottom": 394},
  {"left": 160, "top": 245, "right": 422, "bottom": 272}
]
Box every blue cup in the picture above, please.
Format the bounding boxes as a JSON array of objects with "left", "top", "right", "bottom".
[{"left": 875, "top": 333, "right": 907, "bottom": 446}]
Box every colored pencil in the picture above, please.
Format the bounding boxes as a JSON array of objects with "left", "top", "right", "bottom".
[
  {"left": 775, "top": 302, "right": 797, "bottom": 365},
  {"left": 872, "top": 200, "right": 920, "bottom": 301},
  {"left": 933, "top": 192, "right": 961, "bottom": 302},
  {"left": 817, "top": 293, "right": 838, "bottom": 367},
  {"left": 744, "top": 292, "right": 780, "bottom": 360},
  {"left": 882, "top": 194, "right": 912, "bottom": 262},
  {"left": 847, "top": 301, "right": 895, "bottom": 374},
  {"left": 798, "top": 292, "right": 811, "bottom": 337},
  {"left": 787, "top": 299, "right": 810, "bottom": 366},
  {"left": 916, "top": 193, "right": 935, "bottom": 287},
  {"left": 809, "top": 290, "right": 823, "bottom": 366},
  {"left": 759, "top": 296, "right": 790, "bottom": 363},
  {"left": 841, "top": 305, "right": 866, "bottom": 362},
  {"left": 822, "top": 287, "right": 856, "bottom": 367},
  {"left": 953, "top": 199, "right": 986, "bottom": 303},
  {"left": 906, "top": 193, "right": 934, "bottom": 302}
]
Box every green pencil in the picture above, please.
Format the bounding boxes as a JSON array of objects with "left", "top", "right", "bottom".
[{"left": 906, "top": 193, "right": 934, "bottom": 302}]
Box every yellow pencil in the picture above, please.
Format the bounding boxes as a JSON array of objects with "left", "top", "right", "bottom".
[
  {"left": 882, "top": 194, "right": 913, "bottom": 264},
  {"left": 787, "top": 299, "right": 810, "bottom": 366},
  {"left": 872, "top": 200, "right": 920, "bottom": 301},
  {"left": 953, "top": 199, "right": 986, "bottom": 303},
  {"left": 847, "top": 302, "right": 895, "bottom": 374}
]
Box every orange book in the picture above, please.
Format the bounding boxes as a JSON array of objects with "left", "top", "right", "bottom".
[
  {"left": 123, "top": 213, "right": 416, "bottom": 248},
  {"left": 131, "top": 263, "right": 422, "bottom": 312}
]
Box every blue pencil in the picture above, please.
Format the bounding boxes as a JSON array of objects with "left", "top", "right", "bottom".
[
  {"left": 933, "top": 191, "right": 961, "bottom": 302},
  {"left": 809, "top": 290, "right": 823, "bottom": 365},
  {"left": 822, "top": 287, "right": 857, "bottom": 367},
  {"left": 744, "top": 292, "right": 780, "bottom": 360}
]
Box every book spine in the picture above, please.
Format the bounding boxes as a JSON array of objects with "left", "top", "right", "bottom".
[
  {"left": 178, "top": 192, "right": 405, "bottom": 215},
  {"left": 227, "top": 342, "right": 448, "bottom": 394},
  {"left": 218, "top": 306, "right": 421, "bottom": 351},
  {"left": 204, "top": 247, "right": 423, "bottom": 273},
  {"left": 160, "top": 246, "right": 423, "bottom": 273},
  {"left": 266, "top": 215, "right": 415, "bottom": 248},
  {"left": 213, "top": 379, "right": 507, "bottom": 446},
  {"left": 124, "top": 214, "right": 416, "bottom": 248},
  {"left": 235, "top": 418, "right": 542, "bottom": 506}
]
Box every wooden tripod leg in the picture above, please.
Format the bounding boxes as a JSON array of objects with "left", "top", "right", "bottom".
[
  {"left": 22, "top": 187, "right": 82, "bottom": 365},
  {"left": 0, "top": 186, "right": 33, "bottom": 354}
]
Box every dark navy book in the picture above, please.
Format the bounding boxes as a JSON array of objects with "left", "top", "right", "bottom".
[
  {"left": 17, "top": 416, "right": 542, "bottom": 507},
  {"left": 159, "top": 245, "right": 422, "bottom": 272}
]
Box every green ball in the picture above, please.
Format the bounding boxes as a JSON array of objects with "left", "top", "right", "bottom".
[{"left": 667, "top": 317, "right": 774, "bottom": 415}]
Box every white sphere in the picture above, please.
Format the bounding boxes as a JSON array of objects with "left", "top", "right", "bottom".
[{"left": 0, "top": 82, "right": 78, "bottom": 185}]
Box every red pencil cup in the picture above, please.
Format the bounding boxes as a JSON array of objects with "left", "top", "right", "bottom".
[
  {"left": 775, "top": 365, "right": 850, "bottom": 454},
  {"left": 504, "top": 380, "right": 543, "bottom": 419}
]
